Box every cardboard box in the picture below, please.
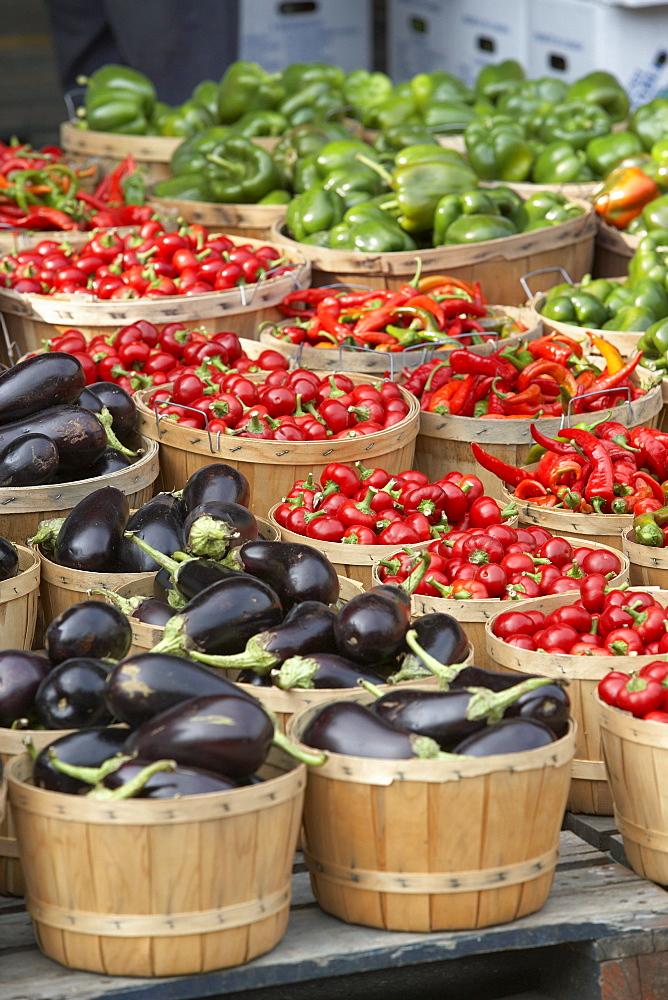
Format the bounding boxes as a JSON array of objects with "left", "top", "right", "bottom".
[
  {"left": 386, "top": 0, "right": 529, "bottom": 85},
  {"left": 528, "top": 0, "right": 668, "bottom": 107},
  {"left": 238, "top": 0, "right": 373, "bottom": 74}
]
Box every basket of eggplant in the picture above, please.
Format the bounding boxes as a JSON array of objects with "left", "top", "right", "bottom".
[{"left": 0, "top": 352, "right": 159, "bottom": 543}]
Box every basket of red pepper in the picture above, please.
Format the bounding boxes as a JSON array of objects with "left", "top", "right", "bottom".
[
  {"left": 258, "top": 271, "right": 541, "bottom": 376},
  {"left": 486, "top": 586, "right": 668, "bottom": 814},
  {"left": 0, "top": 223, "right": 310, "bottom": 359},
  {"left": 597, "top": 681, "right": 668, "bottom": 886},
  {"left": 620, "top": 501, "right": 668, "bottom": 590},
  {"left": 373, "top": 527, "right": 628, "bottom": 667},
  {"left": 135, "top": 373, "right": 420, "bottom": 518},
  {"left": 406, "top": 334, "right": 660, "bottom": 500},
  {"left": 267, "top": 466, "right": 513, "bottom": 590}
]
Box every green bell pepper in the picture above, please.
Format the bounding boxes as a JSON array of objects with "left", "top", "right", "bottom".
[
  {"left": 522, "top": 190, "right": 574, "bottom": 222},
  {"left": 532, "top": 141, "right": 591, "bottom": 184},
  {"left": 203, "top": 136, "right": 279, "bottom": 203},
  {"left": 497, "top": 89, "right": 554, "bottom": 122},
  {"left": 330, "top": 218, "right": 416, "bottom": 252},
  {"left": 169, "top": 126, "right": 232, "bottom": 176},
  {"left": 422, "top": 101, "right": 477, "bottom": 133},
  {"left": 365, "top": 95, "right": 420, "bottom": 131},
  {"left": 79, "top": 92, "right": 149, "bottom": 134},
  {"left": 485, "top": 184, "right": 528, "bottom": 229},
  {"left": 79, "top": 64, "right": 156, "bottom": 116},
  {"left": 602, "top": 305, "right": 655, "bottom": 332},
  {"left": 293, "top": 154, "right": 320, "bottom": 194},
  {"left": 631, "top": 98, "right": 668, "bottom": 151},
  {"left": 343, "top": 69, "right": 393, "bottom": 117},
  {"left": 585, "top": 131, "right": 644, "bottom": 178},
  {"left": 464, "top": 117, "right": 534, "bottom": 181},
  {"left": 322, "top": 164, "right": 385, "bottom": 206},
  {"left": 272, "top": 123, "right": 344, "bottom": 188},
  {"left": 411, "top": 71, "right": 474, "bottom": 110},
  {"left": 152, "top": 174, "right": 213, "bottom": 202},
  {"left": 433, "top": 189, "right": 501, "bottom": 246},
  {"left": 159, "top": 101, "right": 215, "bottom": 138},
  {"left": 474, "top": 61, "right": 525, "bottom": 104},
  {"left": 281, "top": 62, "right": 345, "bottom": 95},
  {"left": 541, "top": 290, "right": 609, "bottom": 327},
  {"left": 373, "top": 125, "right": 440, "bottom": 156},
  {"left": 316, "top": 140, "right": 381, "bottom": 177},
  {"left": 257, "top": 189, "right": 291, "bottom": 205},
  {"left": 190, "top": 80, "right": 220, "bottom": 121},
  {"left": 638, "top": 316, "right": 668, "bottom": 356},
  {"left": 444, "top": 214, "right": 517, "bottom": 244},
  {"left": 628, "top": 275, "right": 668, "bottom": 317},
  {"left": 566, "top": 71, "right": 630, "bottom": 123},
  {"left": 230, "top": 110, "right": 289, "bottom": 138},
  {"left": 641, "top": 194, "right": 668, "bottom": 232},
  {"left": 279, "top": 80, "right": 343, "bottom": 125},
  {"left": 286, "top": 186, "right": 346, "bottom": 242},
  {"left": 537, "top": 100, "right": 611, "bottom": 151},
  {"left": 627, "top": 230, "right": 668, "bottom": 285},
  {"left": 217, "top": 61, "right": 284, "bottom": 125}
]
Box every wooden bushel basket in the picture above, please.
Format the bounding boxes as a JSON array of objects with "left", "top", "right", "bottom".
[
  {"left": 528, "top": 287, "right": 652, "bottom": 360},
  {"left": 134, "top": 380, "right": 420, "bottom": 517},
  {"left": 0, "top": 544, "right": 40, "bottom": 650},
  {"left": 593, "top": 220, "right": 639, "bottom": 280},
  {"left": 7, "top": 749, "right": 305, "bottom": 976},
  {"left": 287, "top": 694, "right": 575, "bottom": 932},
  {"left": 148, "top": 195, "right": 286, "bottom": 241},
  {"left": 418, "top": 376, "right": 662, "bottom": 502},
  {"left": 270, "top": 200, "right": 596, "bottom": 306},
  {"left": 0, "top": 437, "right": 159, "bottom": 546},
  {"left": 375, "top": 535, "right": 628, "bottom": 670},
  {"left": 485, "top": 589, "right": 668, "bottom": 815},
  {"left": 622, "top": 524, "right": 668, "bottom": 589},
  {"left": 597, "top": 695, "right": 668, "bottom": 886}
]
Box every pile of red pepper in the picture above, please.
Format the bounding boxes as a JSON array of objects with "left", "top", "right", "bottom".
[
  {"left": 270, "top": 271, "right": 523, "bottom": 352},
  {"left": 401, "top": 335, "right": 646, "bottom": 418},
  {"left": 0, "top": 150, "right": 152, "bottom": 232},
  {"left": 474, "top": 418, "right": 668, "bottom": 514},
  {"left": 599, "top": 665, "right": 668, "bottom": 723},
  {"left": 148, "top": 371, "right": 410, "bottom": 440},
  {"left": 0, "top": 222, "right": 293, "bottom": 297},
  {"left": 272, "top": 466, "right": 510, "bottom": 545},
  {"left": 492, "top": 586, "right": 667, "bottom": 657},
  {"left": 377, "top": 525, "right": 622, "bottom": 601},
  {"left": 34, "top": 323, "right": 289, "bottom": 395}
]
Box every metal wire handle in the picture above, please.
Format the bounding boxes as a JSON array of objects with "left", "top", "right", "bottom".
[
  {"left": 0, "top": 312, "right": 18, "bottom": 367},
  {"left": 151, "top": 399, "right": 223, "bottom": 456},
  {"left": 520, "top": 266, "right": 573, "bottom": 302},
  {"left": 63, "top": 87, "right": 86, "bottom": 121},
  {"left": 560, "top": 385, "right": 633, "bottom": 430}
]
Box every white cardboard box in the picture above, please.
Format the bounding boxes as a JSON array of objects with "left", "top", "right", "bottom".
[
  {"left": 528, "top": 0, "right": 668, "bottom": 106},
  {"left": 238, "top": 0, "right": 373, "bottom": 74},
  {"left": 386, "top": 0, "right": 529, "bottom": 85}
]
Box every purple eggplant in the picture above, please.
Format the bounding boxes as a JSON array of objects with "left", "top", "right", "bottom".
[
  {"left": 0, "top": 433, "right": 59, "bottom": 486},
  {"left": 0, "top": 405, "right": 107, "bottom": 470},
  {"left": 0, "top": 352, "right": 85, "bottom": 424},
  {"left": 334, "top": 584, "right": 410, "bottom": 666},
  {"left": 452, "top": 717, "right": 556, "bottom": 756},
  {"left": 118, "top": 493, "right": 185, "bottom": 573},
  {"left": 273, "top": 652, "right": 387, "bottom": 690},
  {"left": 188, "top": 600, "right": 337, "bottom": 675},
  {"left": 0, "top": 535, "right": 18, "bottom": 581},
  {"left": 85, "top": 448, "right": 132, "bottom": 478},
  {"left": 33, "top": 726, "right": 130, "bottom": 794},
  {"left": 237, "top": 669, "right": 272, "bottom": 687},
  {"left": 124, "top": 692, "right": 324, "bottom": 778},
  {"left": 150, "top": 575, "right": 284, "bottom": 658},
  {"left": 503, "top": 683, "right": 571, "bottom": 739},
  {"left": 0, "top": 650, "right": 52, "bottom": 727},
  {"left": 34, "top": 657, "right": 113, "bottom": 730},
  {"left": 45, "top": 600, "right": 133, "bottom": 665},
  {"left": 182, "top": 462, "right": 250, "bottom": 512},
  {"left": 99, "top": 758, "right": 240, "bottom": 798},
  {"left": 397, "top": 612, "right": 468, "bottom": 679},
  {"left": 123, "top": 532, "right": 243, "bottom": 600},
  {"left": 49, "top": 486, "right": 129, "bottom": 572},
  {"left": 225, "top": 539, "right": 339, "bottom": 611},
  {"left": 183, "top": 501, "right": 258, "bottom": 560},
  {"left": 78, "top": 382, "right": 137, "bottom": 440},
  {"left": 101, "top": 590, "right": 174, "bottom": 627},
  {"left": 104, "top": 651, "right": 259, "bottom": 728},
  {"left": 301, "top": 701, "right": 445, "bottom": 760}
]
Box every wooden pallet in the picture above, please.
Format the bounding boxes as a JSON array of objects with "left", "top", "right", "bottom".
[{"left": 2, "top": 825, "right": 668, "bottom": 1000}]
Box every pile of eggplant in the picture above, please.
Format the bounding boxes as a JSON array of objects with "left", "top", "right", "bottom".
[
  {"left": 297, "top": 629, "right": 571, "bottom": 761},
  {"left": 0, "top": 353, "right": 142, "bottom": 486}
]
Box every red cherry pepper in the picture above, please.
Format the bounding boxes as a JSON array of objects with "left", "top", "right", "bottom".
[
  {"left": 616, "top": 674, "right": 664, "bottom": 716},
  {"left": 604, "top": 628, "right": 645, "bottom": 656}
]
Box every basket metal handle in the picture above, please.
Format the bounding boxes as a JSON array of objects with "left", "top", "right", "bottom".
[
  {"left": 560, "top": 385, "right": 633, "bottom": 429},
  {"left": 0, "top": 312, "right": 18, "bottom": 367},
  {"left": 63, "top": 87, "right": 86, "bottom": 122},
  {"left": 520, "top": 267, "right": 573, "bottom": 302}
]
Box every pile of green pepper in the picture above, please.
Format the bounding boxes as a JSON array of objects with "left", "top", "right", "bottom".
[{"left": 541, "top": 271, "right": 668, "bottom": 335}]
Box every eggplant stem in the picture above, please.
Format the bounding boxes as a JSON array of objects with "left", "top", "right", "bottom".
[
  {"left": 358, "top": 679, "right": 385, "bottom": 698},
  {"left": 188, "top": 636, "right": 277, "bottom": 675},
  {"left": 87, "top": 759, "right": 178, "bottom": 800},
  {"left": 89, "top": 587, "right": 144, "bottom": 616},
  {"left": 272, "top": 654, "right": 319, "bottom": 690},
  {"left": 97, "top": 407, "right": 138, "bottom": 457},
  {"left": 27, "top": 517, "right": 65, "bottom": 551},
  {"left": 150, "top": 615, "right": 187, "bottom": 655},
  {"left": 125, "top": 532, "right": 179, "bottom": 574},
  {"left": 271, "top": 726, "right": 327, "bottom": 767},
  {"left": 465, "top": 677, "right": 554, "bottom": 722},
  {"left": 187, "top": 515, "right": 237, "bottom": 561},
  {"left": 47, "top": 750, "right": 132, "bottom": 786},
  {"left": 404, "top": 629, "right": 463, "bottom": 689}
]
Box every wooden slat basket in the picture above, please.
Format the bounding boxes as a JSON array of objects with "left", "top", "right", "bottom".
[
  {"left": 597, "top": 694, "right": 668, "bottom": 886},
  {"left": 528, "top": 288, "right": 649, "bottom": 360},
  {"left": 0, "top": 544, "right": 40, "bottom": 651},
  {"left": 7, "top": 748, "right": 305, "bottom": 976},
  {"left": 0, "top": 437, "right": 159, "bottom": 546},
  {"left": 593, "top": 220, "right": 639, "bottom": 279},
  {"left": 621, "top": 524, "right": 668, "bottom": 589},
  {"left": 485, "top": 589, "right": 668, "bottom": 815},
  {"left": 372, "top": 535, "right": 629, "bottom": 670},
  {"left": 270, "top": 200, "right": 597, "bottom": 306},
  {"left": 416, "top": 378, "right": 661, "bottom": 501},
  {"left": 287, "top": 693, "right": 575, "bottom": 932},
  {"left": 134, "top": 380, "right": 420, "bottom": 517},
  {"left": 148, "top": 195, "right": 286, "bottom": 241},
  {"left": 0, "top": 235, "right": 310, "bottom": 358}
]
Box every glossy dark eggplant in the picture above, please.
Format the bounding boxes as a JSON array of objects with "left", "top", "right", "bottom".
[
  {"left": 0, "top": 650, "right": 51, "bottom": 726},
  {"left": 51, "top": 486, "right": 129, "bottom": 572},
  {"left": 301, "top": 701, "right": 442, "bottom": 759},
  {"left": 273, "top": 652, "right": 387, "bottom": 690},
  {"left": 104, "top": 651, "right": 259, "bottom": 728},
  {"left": 504, "top": 683, "right": 571, "bottom": 739},
  {"left": 334, "top": 584, "right": 410, "bottom": 666},
  {"left": 399, "top": 613, "right": 469, "bottom": 677},
  {"left": 123, "top": 532, "right": 242, "bottom": 600},
  {"left": 34, "top": 657, "right": 113, "bottom": 730},
  {"left": 0, "top": 352, "right": 85, "bottom": 424},
  {"left": 0, "top": 536, "right": 18, "bottom": 581},
  {"left": 0, "top": 405, "right": 108, "bottom": 469},
  {"left": 45, "top": 600, "right": 133, "bottom": 665},
  {"left": 183, "top": 501, "right": 258, "bottom": 560},
  {"left": 118, "top": 493, "right": 185, "bottom": 573},
  {"left": 100, "top": 591, "right": 174, "bottom": 627},
  {"left": 237, "top": 669, "right": 272, "bottom": 687},
  {"left": 151, "top": 575, "right": 284, "bottom": 657},
  {"left": 100, "top": 758, "right": 239, "bottom": 798},
  {"left": 448, "top": 666, "right": 540, "bottom": 692},
  {"left": 78, "top": 382, "right": 137, "bottom": 439},
  {"left": 33, "top": 726, "right": 129, "bottom": 794},
  {"left": 182, "top": 462, "right": 250, "bottom": 513},
  {"left": 154, "top": 566, "right": 175, "bottom": 602},
  {"left": 189, "top": 600, "right": 337, "bottom": 674},
  {"left": 124, "top": 693, "right": 277, "bottom": 778},
  {"left": 226, "top": 539, "right": 339, "bottom": 611},
  {"left": 85, "top": 448, "right": 132, "bottom": 478},
  {"left": 0, "top": 433, "right": 59, "bottom": 486},
  {"left": 452, "top": 717, "right": 556, "bottom": 756}
]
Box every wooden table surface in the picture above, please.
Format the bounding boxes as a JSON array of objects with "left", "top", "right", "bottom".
[{"left": 3, "top": 828, "right": 668, "bottom": 1000}]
